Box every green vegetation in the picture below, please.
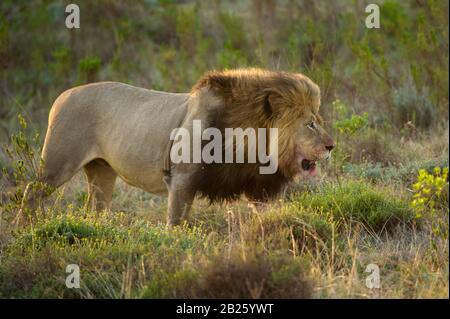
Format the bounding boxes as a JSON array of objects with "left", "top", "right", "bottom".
[
  {"left": 292, "top": 180, "right": 415, "bottom": 233},
  {"left": 0, "top": 0, "right": 448, "bottom": 298}
]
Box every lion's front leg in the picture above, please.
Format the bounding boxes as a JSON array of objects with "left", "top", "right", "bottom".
[
  {"left": 247, "top": 186, "right": 288, "bottom": 215},
  {"left": 164, "top": 171, "right": 196, "bottom": 227},
  {"left": 247, "top": 201, "right": 267, "bottom": 214},
  {"left": 166, "top": 188, "right": 195, "bottom": 227}
]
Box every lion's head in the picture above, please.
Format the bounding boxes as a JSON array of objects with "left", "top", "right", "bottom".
[
  {"left": 268, "top": 72, "right": 335, "bottom": 178},
  {"left": 191, "top": 68, "right": 335, "bottom": 202}
]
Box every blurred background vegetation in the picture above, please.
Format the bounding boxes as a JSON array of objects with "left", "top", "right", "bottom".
[
  {"left": 0, "top": 0, "right": 448, "bottom": 299},
  {"left": 0, "top": 0, "right": 448, "bottom": 138}
]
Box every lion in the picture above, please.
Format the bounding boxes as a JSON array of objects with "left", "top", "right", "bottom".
[{"left": 19, "top": 68, "right": 335, "bottom": 226}]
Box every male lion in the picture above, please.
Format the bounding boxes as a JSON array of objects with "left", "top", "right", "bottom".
[{"left": 20, "top": 68, "right": 335, "bottom": 226}]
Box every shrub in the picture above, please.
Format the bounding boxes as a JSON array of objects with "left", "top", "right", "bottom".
[
  {"left": 410, "top": 167, "right": 449, "bottom": 249},
  {"left": 411, "top": 167, "right": 449, "bottom": 215},
  {"left": 350, "top": 129, "right": 399, "bottom": 165},
  {"left": 77, "top": 56, "right": 101, "bottom": 83},
  {"left": 334, "top": 112, "right": 369, "bottom": 136},
  {"left": 393, "top": 79, "right": 436, "bottom": 129},
  {"left": 1, "top": 114, "right": 46, "bottom": 222}
]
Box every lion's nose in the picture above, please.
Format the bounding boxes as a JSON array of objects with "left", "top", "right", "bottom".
[{"left": 325, "top": 143, "right": 335, "bottom": 151}]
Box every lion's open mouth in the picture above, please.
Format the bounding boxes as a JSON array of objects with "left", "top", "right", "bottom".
[{"left": 301, "top": 159, "right": 316, "bottom": 171}]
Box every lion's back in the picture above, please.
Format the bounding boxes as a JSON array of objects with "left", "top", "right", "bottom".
[{"left": 42, "top": 82, "right": 191, "bottom": 192}]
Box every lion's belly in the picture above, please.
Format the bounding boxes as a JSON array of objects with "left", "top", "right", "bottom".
[
  {"left": 114, "top": 166, "right": 168, "bottom": 195},
  {"left": 102, "top": 133, "right": 168, "bottom": 194}
]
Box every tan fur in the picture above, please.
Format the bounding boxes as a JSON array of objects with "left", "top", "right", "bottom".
[{"left": 20, "top": 68, "right": 334, "bottom": 226}]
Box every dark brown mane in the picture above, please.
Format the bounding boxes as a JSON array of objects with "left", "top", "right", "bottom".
[{"left": 189, "top": 68, "right": 320, "bottom": 202}]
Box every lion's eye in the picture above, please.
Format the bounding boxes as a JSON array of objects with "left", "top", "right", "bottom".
[{"left": 307, "top": 121, "right": 316, "bottom": 130}]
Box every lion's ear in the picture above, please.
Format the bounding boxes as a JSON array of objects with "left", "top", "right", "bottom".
[
  {"left": 263, "top": 94, "right": 273, "bottom": 116},
  {"left": 264, "top": 92, "right": 282, "bottom": 117}
]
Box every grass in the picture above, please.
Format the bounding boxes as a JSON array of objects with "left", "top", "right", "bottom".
[
  {"left": 291, "top": 180, "right": 415, "bottom": 233},
  {"left": 0, "top": 210, "right": 209, "bottom": 298},
  {"left": 0, "top": 174, "right": 447, "bottom": 298}
]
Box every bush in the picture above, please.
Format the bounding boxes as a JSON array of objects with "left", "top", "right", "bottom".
[
  {"left": 393, "top": 79, "right": 436, "bottom": 129},
  {"left": 350, "top": 128, "right": 399, "bottom": 165},
  {"left": 411, "top": 167, "right": 449, "bottom": 215},
  {"left": 77, "top": 56, "right": 102, "bottom": 83}
]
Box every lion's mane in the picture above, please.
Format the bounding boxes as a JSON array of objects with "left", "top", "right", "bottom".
[{"left": 190, "top": 68, "right": 321, "bottom": 202}]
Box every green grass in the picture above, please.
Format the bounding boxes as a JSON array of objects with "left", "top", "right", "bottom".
[
  {"left": 1, "top": 177, "right": 447, "bottom": 298},
  {"left": 0, "top": 206, "right": 313, "bottom": 298},
  {"left": 0, "top": 210, "right": 210, "bottom": 298},
  {"left": 291, "top": 180, "right": 416, "bottom": 233}
]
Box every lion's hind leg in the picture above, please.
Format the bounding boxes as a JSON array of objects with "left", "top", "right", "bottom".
[
  {"left": 15, "top": 167, "right": 73, "bottom": 227},
  {"left": 83, "top": 159, "right": 117, "bottom": 212},
  {"left": 14, "top": 180, "right": 52, "bottom": 227}
]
